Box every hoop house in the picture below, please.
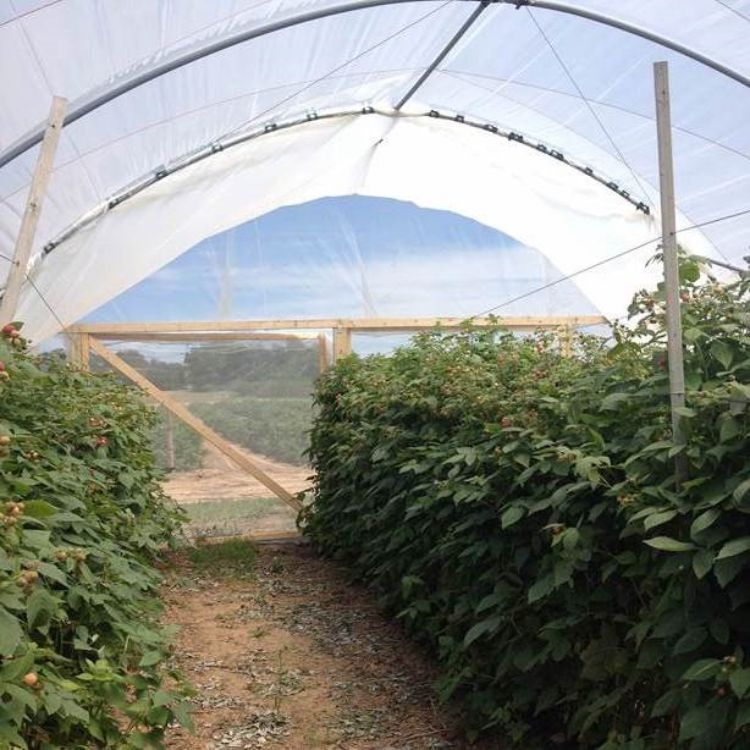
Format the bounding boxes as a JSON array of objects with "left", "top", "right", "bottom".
[{"left": 1, "top": 0, "right": 748, "bottom": 343}]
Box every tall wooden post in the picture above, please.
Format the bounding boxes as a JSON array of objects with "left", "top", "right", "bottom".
[
  {"left": 317, "top": 332, "right": 330, "bottom": 374},
  {"left": 68, "top": 332, "right": 90, "bottom": 370},
  {"left": 654, "top": 61, "right": 688, "bottom": 484},
  {"left": 0, "top": 97, "right": 67, "bottom": 326},
  {"left": 333, "top": 328, "right": 352, "bottom": 362}
]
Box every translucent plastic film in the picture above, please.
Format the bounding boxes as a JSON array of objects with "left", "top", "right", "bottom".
[
  {"left": 89, "top": 337, "right": 318, "bottom": 537},
  {"left": 0, "top": 1, "right": 746, "bottom": 341}
]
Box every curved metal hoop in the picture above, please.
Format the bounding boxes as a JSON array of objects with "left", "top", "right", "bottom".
[
  {"left": 41, "top": 107, "right": 650, "bottom": 258},
  {"left": 0, "top": 0, "right": 748, "bottom": 170}
]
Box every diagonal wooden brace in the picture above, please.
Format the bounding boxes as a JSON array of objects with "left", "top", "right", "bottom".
[{"left": 89, "top": 337, "right": 301, "bottom": 511}]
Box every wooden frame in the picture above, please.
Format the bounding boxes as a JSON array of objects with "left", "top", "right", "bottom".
[
  {"left": 68, "top": 315, "right": 605, "bottom": 336},
  {"left": 1, "top": 97, "right": 67, "bottom": 326},
  {"left": 67, "top": 315, "right": 603, "bottom": 508},
  {"left": 89, "top": 338, "right": 301, "bottom": 511}
]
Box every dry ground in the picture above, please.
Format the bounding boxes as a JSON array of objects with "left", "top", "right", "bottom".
[{"left": 163, "top": 542, "right": 503, "bottom": 750}]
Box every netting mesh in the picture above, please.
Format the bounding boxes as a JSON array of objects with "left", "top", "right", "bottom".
[{"left": 90, "top": 338, "right": 318, "bottom": 538}]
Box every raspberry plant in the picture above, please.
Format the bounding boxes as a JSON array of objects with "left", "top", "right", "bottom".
[
  {"left": 0, "top": 325, "right": 190, "bottom": 749},
  {"left": 305, "top": 262, "right": 750, "bottom": 748}
]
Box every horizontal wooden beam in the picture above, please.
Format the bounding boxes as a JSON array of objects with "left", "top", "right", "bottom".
[
  {"left": 68, "top": 315, "right": 607, "bottom": 336},
  {"left": 89, "top": 338, "right": 301, "bottom": 512},
  {"left": 87, "top": 331, "right": 319, "bottom": 343}
]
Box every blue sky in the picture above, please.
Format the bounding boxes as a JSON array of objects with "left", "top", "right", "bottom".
[{"left": 87, "top": 195, "right": 596, "bottom": 326}]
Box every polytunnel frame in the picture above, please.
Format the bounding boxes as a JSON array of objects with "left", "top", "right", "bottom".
[
  {"left": 40, "top": 106, "right": 650, "bottom": 257},
  {"left": 68, "top": 314, "right": 606, "bottom": 513},
  {"left": 1, "top": 0, "right": 749, "bottom": 171}
]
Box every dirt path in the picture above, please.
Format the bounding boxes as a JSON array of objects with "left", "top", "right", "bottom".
[{"left": 164, "top": 543, "right": 499, "bottom": 750}]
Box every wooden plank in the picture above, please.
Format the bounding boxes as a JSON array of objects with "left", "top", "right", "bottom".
[
  {"left": 68, "top": 332, "right": 90, "bottom": 369},
  {"left": 317, "top": 333, "right": 330, "bottom": 374},
  {"left": 89, "top": 338, "right": 301, "bottom": 511},
  {"left": 86, "top": 331, "right": 319, "bottom": 342},
  {"left": 332, "top": 328, "right": 352, "bottom": 361},
  {"left": 0, "top": 97, "right": 67, "bottom": 326},
  {"left": 68, "top": 315, "right": 608, "bottom": 336}
]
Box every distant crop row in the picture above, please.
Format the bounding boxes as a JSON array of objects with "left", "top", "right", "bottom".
[{"left": 305, "top": 259, "right": 750, "bottom": 748}]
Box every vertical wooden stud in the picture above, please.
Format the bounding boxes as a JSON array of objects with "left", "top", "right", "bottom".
[
  {"left": 333, "top": 328, "right": 352, "bottom": 362},
  {"left": 0, "top": 97, "right": 67, "bottom": 326}
]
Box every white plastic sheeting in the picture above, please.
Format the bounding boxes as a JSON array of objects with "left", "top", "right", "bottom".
[{"left": 0, "top": 0, "right": 748, "bottom": 342}]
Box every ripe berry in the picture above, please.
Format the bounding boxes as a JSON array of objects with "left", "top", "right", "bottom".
[
  {"left": 22, "top": 673, "right": 38, "bottom": 688},
  {"left": 0, "top": 435, "right": 11, "bottom": 446}
]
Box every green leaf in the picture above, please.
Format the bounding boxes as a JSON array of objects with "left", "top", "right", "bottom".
[
  {"left": 463, "top": 615, "right": 501, "bottom": 647},
  {"left": 139, "top": 650, "right": 163, "bottom": 667},
  {"left": 733, "top": 478, "right": 750, "bottom": 504},
  {"left": 680, "top": 705, "right": 711, "bottom": 742},
  {"left": 644, "top": 510, "right": 678, "bottom": 531},
  {"left": 735, "top": 700, "right": 750, "bottom": 731},
  {"left": 22, "top": 500, "right": 57, "bottom": 520},
  {"left": 730, "top": 669, "right": 750, "bottom": 699},
  {"left": 719, "top": 415, "right": 741, "bottom": 443},
  {"left": 711, "top": 341, "right": 734, "bottom": 370},
  {"left": 692, "top": 549, "right": 715, "bottom": 580},
  {"left": 37, "top": 562, "right": 66, "bottom": 585},
  {"left": 716, "top": 536, "right": 750, "bottom": 560},
  {"left": 682, "top": 658, "right": 721, "bottom": 682},
  {"left": 27, "top": 589, "right": 57, "bottom": 630},
  {"left": 673, "top": 627, "right": 707, "bottom": 655},
  {"left": 0, "top": 606, "right": 22, "bottom": 656},
  {"left": 500, "top": 506, "right": 524, "bottom": 529},
  {"left": 528, "top": 575, "right": 554, "bottom": 604},
  {"left": 690, "top": 508, "right": 720, "bottom": 538},
  {"left": 644, "top": 536, "right": 696, "bottom": 553}
]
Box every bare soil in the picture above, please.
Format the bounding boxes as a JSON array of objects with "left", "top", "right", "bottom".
[
  {"left": 163, "top": 443, "right": 311, "bottom": 504},
  {"left": 164, "top": 543, "right": 502, "bottom": 750}
]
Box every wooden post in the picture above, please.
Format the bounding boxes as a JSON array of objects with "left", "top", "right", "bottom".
[
  {"left": 333, "top": 328, "right": 352, "bottom": 362},
  {"left": 654, "top": 61, "right": 688, "bottom": 484},
  {"left": 0, "top": 97, "right": 67, "bottom": 326},
  {"left": 317, "top": 332, "right": 330, "bottom": 374},
  {"left": 88, "top": 338, "right": 300, "bottom": 511},
  {"left": 164, "top": 412, "right": 176, "bottom": 471},
  {"left": 68, "top": 332, "right": 90, "bottom": 370}
]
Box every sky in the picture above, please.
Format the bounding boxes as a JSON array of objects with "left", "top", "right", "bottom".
[{"left": 83, "top": 195, "right": 597, "bottom": 359}]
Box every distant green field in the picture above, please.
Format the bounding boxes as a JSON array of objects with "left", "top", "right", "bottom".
[{"left": 150, "top": 395, "right": 313, "bottom": 471}]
